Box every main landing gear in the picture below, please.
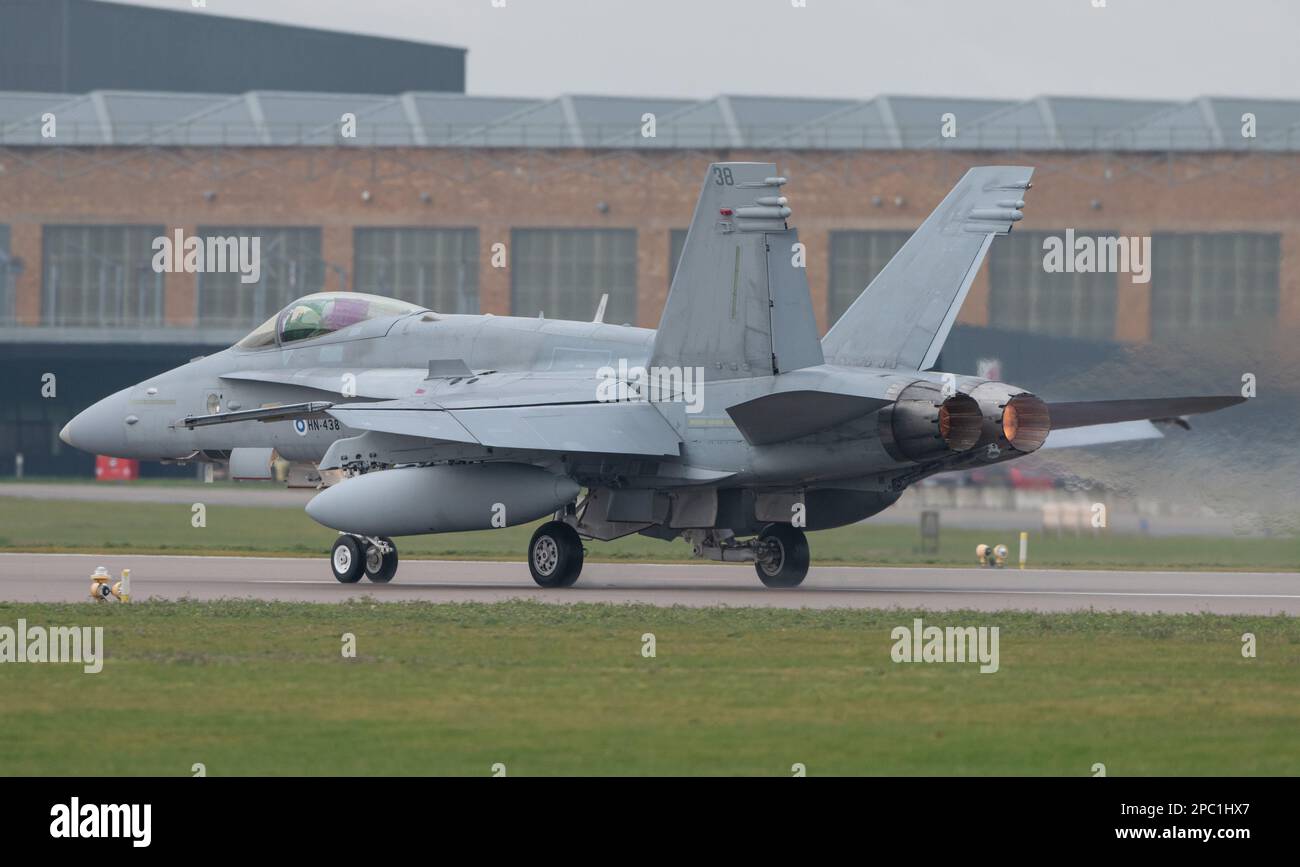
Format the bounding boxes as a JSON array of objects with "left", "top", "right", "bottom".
[
  {"left": 753, "top": 524, "right": 810, "bottom": 588},
  {"left": 528, "top": 521, "right": 585, "bottom": 588},
  {"left": 682, "top": 524, "right": 811, "bottom": 588},
  {"left": 331, "top": 535, "right": 399, "bottom": 584}
]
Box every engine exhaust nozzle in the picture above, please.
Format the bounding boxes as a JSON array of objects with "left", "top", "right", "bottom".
[
  {"left": 1001, "top": 393, "right": 1051, "bottom": 453},
  {"left": 966, "top": 382, "right": 1052, "bottom": 455},
  {"left": 880, "top": 383, "right": 983, "bottom": 463}
]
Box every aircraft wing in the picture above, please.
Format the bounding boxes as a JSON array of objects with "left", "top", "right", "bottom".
[
  {"left": 1039, "top": 395, "right": 1244, "bottom": 449},
  {"left": 326, "top": 399, "right": 682, "bottom": 457},
  {"left": 1046, "top": 395, "right": 1245, "bottom": 429}
]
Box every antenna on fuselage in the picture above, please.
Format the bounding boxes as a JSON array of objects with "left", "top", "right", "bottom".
[{"left": 592, "top": 293, "right": 609, "bottom": 324}]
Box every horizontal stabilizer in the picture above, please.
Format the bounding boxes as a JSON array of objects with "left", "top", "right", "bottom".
[
  {"left": 726, "top": 390, "right": 889, "bottom": 445},
  {"left": 1047, "top": 395, "right": 1245, "bottom": 430}
]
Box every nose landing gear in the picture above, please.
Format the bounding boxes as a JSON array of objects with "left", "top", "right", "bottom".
[
  {"left": 330, "top": 536, "right": 363, "bottom": 583},
  {"left": 331, "top": 534, "right": 399, "bottom": 584},
  {"left": 363, "top": 537, "right": 399, "bottom": 583}
]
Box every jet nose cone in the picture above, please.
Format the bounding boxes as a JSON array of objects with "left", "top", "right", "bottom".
[
  {"left": 59, "top": 389, "right": 135, "bottom": 457},
  {"left": 59, "top": 411, "right": 90, "bottom": 451}
]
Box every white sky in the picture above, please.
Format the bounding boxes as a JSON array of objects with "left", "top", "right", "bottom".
[{"left": 117, "top": 0, "right": 1296, "bottom": 100}]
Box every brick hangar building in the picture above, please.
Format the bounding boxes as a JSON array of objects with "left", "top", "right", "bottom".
[{"left": 1, "top": 3, "right": 1298, "bottom": 475}]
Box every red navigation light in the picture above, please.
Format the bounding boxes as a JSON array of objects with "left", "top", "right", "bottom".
[{"left": 719, "top": 208, "right": 733, "bottom": 216}]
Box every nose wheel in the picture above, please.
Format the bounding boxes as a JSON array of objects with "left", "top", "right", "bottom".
[
  {"left": 331, "top": 535, "right": 399, "bottom": 583},
  {"left": 331, "top": 536, "right": 364, "bottom": 583},
  {"left": 363, "top": 537, "right": 399, "bottom": 583}
]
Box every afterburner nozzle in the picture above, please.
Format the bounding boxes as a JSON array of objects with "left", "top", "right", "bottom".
[
  {"left": 1001, "top": 394, "right": 1051, "bottom": 453},
  {"left": 880, "top": 383, "right": 983, "bottom": 463},
  {"left": 966, "top": 382, "right": 1052, "bottom": 455}
]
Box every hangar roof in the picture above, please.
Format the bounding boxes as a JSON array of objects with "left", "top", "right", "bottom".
[{"left": 1, "top": 91, "right": 1296, "bottom": 151}]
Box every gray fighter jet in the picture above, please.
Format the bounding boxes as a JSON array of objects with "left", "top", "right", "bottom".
[{"left": 60, "top": 162, "right": 1243, "bottom": 588}]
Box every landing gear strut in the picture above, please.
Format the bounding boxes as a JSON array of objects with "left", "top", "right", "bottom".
[
  {"left": 528, "top": 521, "right": 584, "bottom": 588},
  {"left": 331, "top": 535, "right": 399, "bottom": 584},
  {"left": 754, "top": 524, "right": 810, "bottom": 588}
]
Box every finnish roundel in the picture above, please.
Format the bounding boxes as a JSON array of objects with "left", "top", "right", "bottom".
[{"left": 293, "top": 419, "right": 308, "bottom": 436}]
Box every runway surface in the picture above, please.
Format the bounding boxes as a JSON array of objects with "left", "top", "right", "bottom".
[{"left": 1, "top": 553, "right": 1297, "bottom": 613}]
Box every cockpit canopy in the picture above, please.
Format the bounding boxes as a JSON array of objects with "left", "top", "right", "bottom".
[{"left": 237, "top": 292, "right": 426, "bottom": 349}]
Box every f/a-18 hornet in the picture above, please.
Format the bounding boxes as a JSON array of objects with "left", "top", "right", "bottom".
[{"left": 61, "top": 163, "right": 1242, "bottom": 588}]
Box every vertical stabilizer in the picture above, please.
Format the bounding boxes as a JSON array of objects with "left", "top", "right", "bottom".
[
  {"left": 650, "top": 162, "right": 824, "bottom": 380},
  {"left": 821, "top": 166, "right": 1034, "bottom": 371}
]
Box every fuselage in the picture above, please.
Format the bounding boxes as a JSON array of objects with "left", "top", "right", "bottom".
[{"left": 60, "top": 303, "right": 1038, "bottom": 519}]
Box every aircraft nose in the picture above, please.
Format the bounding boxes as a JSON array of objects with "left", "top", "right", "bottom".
[{"left": 59, "top": 389, "right": 136, "bottom": 457}]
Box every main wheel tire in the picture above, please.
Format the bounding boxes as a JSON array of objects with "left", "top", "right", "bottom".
[
  {"left": 528, "top": 521, "right": 584, "bottom": 588},
  {"left": 364, "top": 538, "right": 399, "bottom": 584},
  {"left": 754, "top": 524, "right": 810, "bottom": 588},
  {"left": 331, "top": 536, "right": 365, "bottom": 584}
]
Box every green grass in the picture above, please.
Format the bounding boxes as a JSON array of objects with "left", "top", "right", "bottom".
[
  {"left": 0, "top": 476, "right": 226, "bottom": 488},
  {"left": 3, "top": 494, "right": 1297, "bottom": 570},
  {"left": 1, "top": 601, "right": 1296, "bottom": 776}
]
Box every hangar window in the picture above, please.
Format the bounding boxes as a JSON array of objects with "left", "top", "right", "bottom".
[
  {"left": 197, "top": 227, "right": 327, "bottom": 329},
  {"left": 354, "top": 228, "right": 480, "bottom": 313},
  {"left": 41, "top": 225, "right": 165, "bottom": 327},
  {"left": 1149, "top": 233, "right": 1280, "bottom": 338},
  {"left": 987, "top": 230, "right": 1118, "bottom": 341},
  {"left": 511, "top": 229, "right": 637, "bottom": 325},
  {"left": 827, "top": 231, "right": 911, "bottom": 327}
]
